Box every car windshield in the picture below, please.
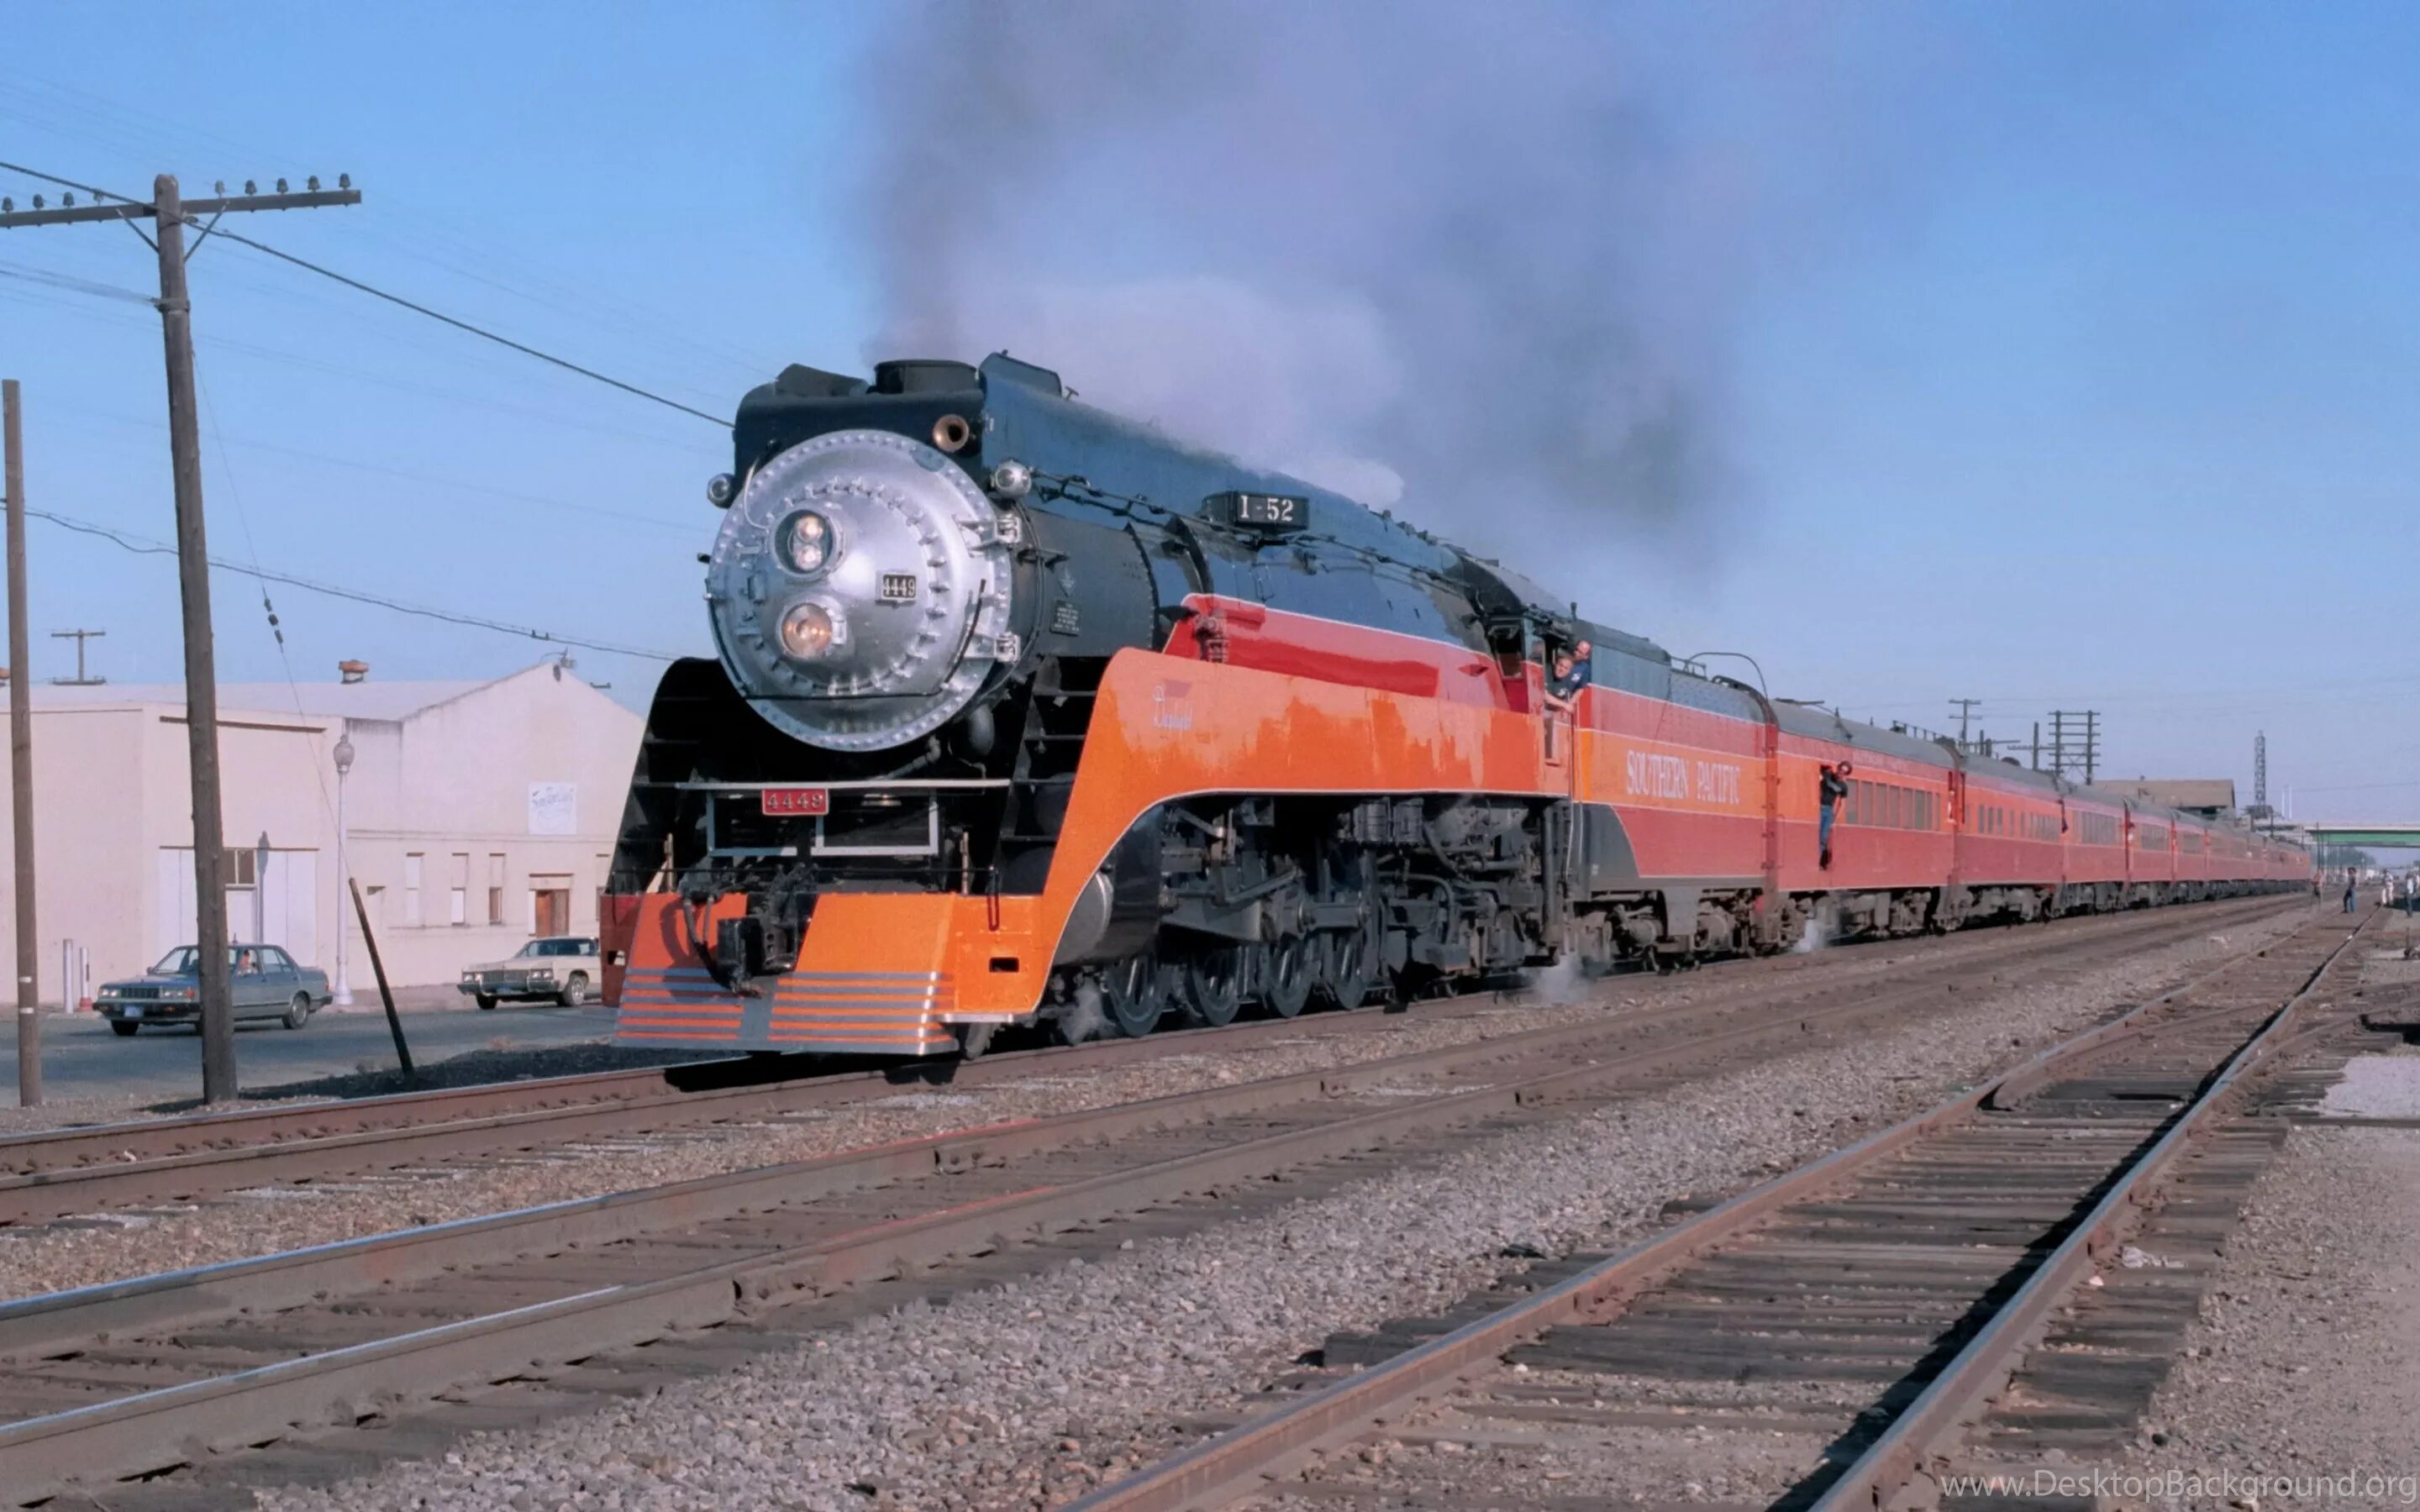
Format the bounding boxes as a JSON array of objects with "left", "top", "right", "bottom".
[
  {"left": 517, "top": 938, "right": 592, "bottom": 958},
  {"left": 150, "top": 946, "right": 251, "bottom": 975}
]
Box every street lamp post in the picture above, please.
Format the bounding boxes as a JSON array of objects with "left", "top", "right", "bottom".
[{"left": 332, "top": 727, "right": 354, "bottom": 1005}]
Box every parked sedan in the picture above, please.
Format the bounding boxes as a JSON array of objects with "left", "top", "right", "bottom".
[
  {"left": 459, "top": 936, "right": 601, "bottom": 1010},
  {"left": 96, "top": 944, "right": 333, "bottom": 1035}
]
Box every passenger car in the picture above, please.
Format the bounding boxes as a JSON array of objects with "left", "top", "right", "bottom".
[
  {"left": 459, "top": 936, "right": 601, "bottom": 1009},
  {"left": 96, "top": 944, "right": 332, "bottom": 1035}
]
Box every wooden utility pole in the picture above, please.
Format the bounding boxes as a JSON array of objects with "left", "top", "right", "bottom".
[
  {"left": 0, "top": 171, "right": 358, "bottom": 1103},
  {"left": 149, "top": 176, "right": 244, "bottom": 1100},
  {"left": 4, "top": 379, "right": 35, "bottom": 1106}
]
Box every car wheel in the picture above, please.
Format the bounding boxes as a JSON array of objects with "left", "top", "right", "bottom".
[
  {"left": 282, "top": 992, "right": 313, "bottom": 1030},
  {"left": 557, "top": 972, "right": 589, "bottom": 1009},
  {"left": 475, "top": 992, "right": 499, "bottom": 1011},
  {"left": 109, "top": 1020, "right": 139, "bottom": 1037}
]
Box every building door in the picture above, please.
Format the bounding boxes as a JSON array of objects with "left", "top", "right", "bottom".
[
  {"left": 530, "top": 876, "right": 572, "bottom": 936},
  {"left": 155, "top": 848, "right": 319, "bottom": 967}
]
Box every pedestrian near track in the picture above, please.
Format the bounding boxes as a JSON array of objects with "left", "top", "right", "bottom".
[{"left": 2344, "top": 874, "right": 2360, "bottom": 914}]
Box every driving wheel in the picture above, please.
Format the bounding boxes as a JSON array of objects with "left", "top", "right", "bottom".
[
  {"left": 1260, "top": 934, "right": 1313, "bottom": 1019},
  {"left": 1313, "top": 915, "right": 1380, "bottom": 1010},
  {"left": 1099, "top": 952, "right": 1166, "bottom": 1038},
  {"left": 1181, "top": 947, "right": 1244, "bottom": 1028}
]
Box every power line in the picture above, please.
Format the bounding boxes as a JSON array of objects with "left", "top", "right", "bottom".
[
  {"left": 0, "top": 257, "right": 150, "bottom": 303},
  {"left": 2290, "top": 779, "right": 2420, "bottom": 795},
  {"left": 0, "top": 156, "right": 116, "bottom": 201},
  {"left": 29, "top": 505, "right": 681, "bottom": 662},
  {"left": 0, "top": 80, "right": 782, "bottom": 382},
  {"left": 0, "top": 272, "right": 710, "bottom": 451},
  {"left": 0, "top": 157, "right": 729, "bottom": 428},
  {"left": 198, "top": 223, "right": 729, "bottom": 428},
  {"left": 50, "top": 401, "right": 697, "bottom": 536}
]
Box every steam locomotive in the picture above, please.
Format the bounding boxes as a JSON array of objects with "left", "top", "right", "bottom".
[{"left": 601, "top": 353, "right": 2309, "bottom": 1056}]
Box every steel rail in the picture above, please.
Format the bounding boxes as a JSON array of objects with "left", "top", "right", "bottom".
[
  {"left": 0, "top": 914, "right": 2185, "bottom": 1500},
  {"left": 0, "top": 898, "right": 2278, "bottom": 1226},
  {"left": 0, "top": 985, "right": 1588, "bottom": 1223},
  {"left": 1809, "top": 911, "right": 2372, "bottom": 1511},
  {"left": 1, "top": 894, "right": 2290, "bottom": 1179},
  {"left": 0, "top": 990, "right": 1500, "bottom": 1175},
  {"left": 0, "top": 946, "right": 2007, "bottom": 1360},
  {"left": 1060, "top": 910, "right": 2363, "bottom": 1512}
]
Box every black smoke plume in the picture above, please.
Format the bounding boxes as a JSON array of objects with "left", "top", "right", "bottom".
[{"left": 856, "top": 3, "right": 1918, "bottom": 573}]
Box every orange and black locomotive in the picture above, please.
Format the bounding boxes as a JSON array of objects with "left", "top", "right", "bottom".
[{"left": 602, "top": 354, "right": 2307, "bottom": 1056}]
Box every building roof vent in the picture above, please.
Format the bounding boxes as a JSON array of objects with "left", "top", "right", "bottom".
[{"left": 338, "top": 659, "right": 369, "bottom": 684}]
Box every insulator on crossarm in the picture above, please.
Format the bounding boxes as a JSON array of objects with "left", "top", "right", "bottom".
[
  {"left": 245, "top": 180, "right": 257, "bottom": 195},
  {"left": 215, "top": 181, "right": 226, "bottom": 196},
  {"left": 339, "top": 172, "right": 351, "bottom": 190},
  {"left": 308, "top": 176, "right": 319, "bottom": 192},
  {"left": 276, "top": 178, "right": 288, "bottom": 193}
]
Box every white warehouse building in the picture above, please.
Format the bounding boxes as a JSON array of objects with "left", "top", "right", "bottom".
[{"left": 0, "top": 661, "right": 644, "bottom": 998}]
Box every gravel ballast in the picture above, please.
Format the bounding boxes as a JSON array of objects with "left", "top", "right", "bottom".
[
  {"left": 2317, "top": 1052, "right": 2420, "bottom": 1118},
  {"left": 2, "top": 908, "right": 2267, "bottom": 1299},
  {"left": 249, "top": 907, "right": 2313, "bottom": 1512},
  {"left": 2115, "top": 1125, "right": 2420, "bottom": 1510}
]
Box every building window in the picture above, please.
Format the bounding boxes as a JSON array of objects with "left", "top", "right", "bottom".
[
  {"left": 488, "top": 853, "right": 507, "bottom": 926},
  {"left": 222, "top": 847, "right": 258, "bottom": 932},
  {"left": 364, "top": 884, "right": 386, "bottom": 925},
  {"left": 403, "top": 853, "right": 424, "bottom": 928},
  {"left": 449, "top": 853, "right": 470, "bottom": 927}
]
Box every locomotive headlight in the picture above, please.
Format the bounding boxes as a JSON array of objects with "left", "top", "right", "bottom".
[
  {"left": 780, "top": 510, "right": 834, "bottom": 575},
  {"left": 708, "top": 428, "right": 1018, "bottom": 751},
  {"left": 778, "top": 601, "right": 841, "bottom": 660}
]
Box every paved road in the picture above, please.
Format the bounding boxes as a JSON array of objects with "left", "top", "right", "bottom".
[{"left": 0, "top": 998, "right": 620, "bottom": 1110}]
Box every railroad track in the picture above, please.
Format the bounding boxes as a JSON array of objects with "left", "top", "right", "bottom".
[
  {"left": 0, "top": 896, "right": 2291, "bottom": 1231},
  {"left": 0, "top": 899, "right": 2293, "bottom": 1508},
  {"left": 1060, "top": 908, "right": 2371, "bottom": 1512}
]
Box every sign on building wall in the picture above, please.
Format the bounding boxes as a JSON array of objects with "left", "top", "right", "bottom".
[{"left": 528, "top": 781, "right": 576, "bottom": 836}]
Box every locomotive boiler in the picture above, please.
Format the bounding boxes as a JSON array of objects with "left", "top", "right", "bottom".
[{"left": 602, "top": 353, "right": 2309, "bottom": 1056}]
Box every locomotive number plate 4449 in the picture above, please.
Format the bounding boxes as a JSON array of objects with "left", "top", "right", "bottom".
[
  {"left": 760, "top": 787, "right": 831, "bottom": 816},
  {"left": 879, "top": 573, "right": 918, "bottom": 601}
]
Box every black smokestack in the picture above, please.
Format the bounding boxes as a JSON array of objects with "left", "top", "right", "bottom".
[{"left": 855, "top": 3, "right": 1912, "bottom": 571}]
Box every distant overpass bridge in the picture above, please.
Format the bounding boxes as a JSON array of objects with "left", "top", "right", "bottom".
[{"left": 2297, "top": 824, "right": 2420, "bottom": 848}]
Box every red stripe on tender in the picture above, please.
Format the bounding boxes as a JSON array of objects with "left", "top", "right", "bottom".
[{"left": 1161, "top": 593, "right": 1508, "bottom": 708}]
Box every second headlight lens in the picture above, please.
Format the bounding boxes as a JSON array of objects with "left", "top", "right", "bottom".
[
  {"left": 782, "top": 511, "right": 833, "bottom": 575},
  {"left": 780, "top": 601, "right": 838, "bottom": 659}
]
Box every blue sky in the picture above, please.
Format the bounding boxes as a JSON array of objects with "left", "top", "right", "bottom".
[{"left": 0, "top": 3, "right": 2414, "bottom": 823}]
